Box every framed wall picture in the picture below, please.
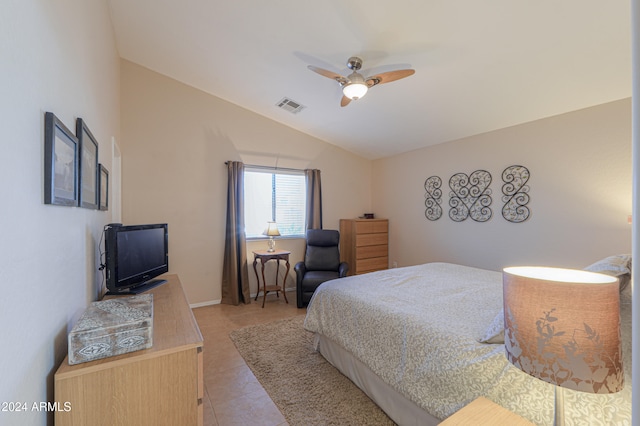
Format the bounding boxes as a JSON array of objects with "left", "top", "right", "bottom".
[
  {"left": 98, "top": 163, "right": 109, "bottom": 211},
  {"left": 44, "top": 112, "right": 79, "bottom": 206},
  {"left": 76, "top": 118, "right": 99, "bottom": 209}
]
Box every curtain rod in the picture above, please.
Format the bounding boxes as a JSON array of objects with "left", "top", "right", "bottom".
[{"left": 224, "top": 161, "right": 304, "bottom": 173}]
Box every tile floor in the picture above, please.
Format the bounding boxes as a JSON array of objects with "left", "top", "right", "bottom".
[{"left": 192, "top": 292, "right": 306, "bottom": 426}]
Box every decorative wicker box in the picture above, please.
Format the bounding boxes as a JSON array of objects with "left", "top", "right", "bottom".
[{"left": 68, "top": 294, "right": 153, "bottom": 365}]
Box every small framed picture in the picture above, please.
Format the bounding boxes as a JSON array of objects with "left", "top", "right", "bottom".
[
  {"left": 98, "top": 164, "right": 109, "bottom": 211},
  {"left": 44, "top": 112, "right": 79, "bottom": 206},
  {"left": 76, "top": 118, "right": 99, "bottom": 209}
]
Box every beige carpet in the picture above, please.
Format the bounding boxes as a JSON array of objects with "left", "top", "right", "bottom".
[{"left": 229, "top": 315, "right": 396, "bottom": 426}]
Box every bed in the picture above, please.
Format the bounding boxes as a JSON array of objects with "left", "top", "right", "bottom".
[{"left": 303, "top": 262, "right": 632, "bottom": 425}]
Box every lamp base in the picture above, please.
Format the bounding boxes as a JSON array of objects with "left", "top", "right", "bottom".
[
  {"left": 554, "top": 386, "right": 565, "bottom": 426},
  {"left": 267, "top": 237, "right": 276, "bottom": 252}
]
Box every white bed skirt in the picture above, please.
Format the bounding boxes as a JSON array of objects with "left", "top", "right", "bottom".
[{"left": 315, "top": 333, "right": 440, "bottom": 426}]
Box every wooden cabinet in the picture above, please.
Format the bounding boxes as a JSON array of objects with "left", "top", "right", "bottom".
[
  {"left": 340, "top": 218, "right": 389, "bottom": 275},
  {"left": 54, "top": 274, "right": 204, "bottom": 426}
]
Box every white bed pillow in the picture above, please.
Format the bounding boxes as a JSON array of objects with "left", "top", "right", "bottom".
[
  {"left": 478, "top": 308, "right": 504, "bottom": 344},
  {"left": 584, "top": 254, "right": 631, "bottom": 292}
]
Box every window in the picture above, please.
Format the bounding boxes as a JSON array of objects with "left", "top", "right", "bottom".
[{"left": 244, "top": 168, "right": 306, "bottom": 238}]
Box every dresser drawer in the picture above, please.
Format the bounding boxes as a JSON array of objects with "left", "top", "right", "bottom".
[
  {"left": 356, "top": 233, "right": 388, "bottom": 247},
  {"left": 355, "top": 220, "right": 388, "bottom": 234},
  {"left": 355, "top": 257, "right": 388, "bottom": 274},
  {"left": 356, "top": 244, "right": 388, "bottom": 260}
]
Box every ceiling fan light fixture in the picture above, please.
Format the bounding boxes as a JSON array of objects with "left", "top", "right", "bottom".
[
  {"left": 308, "top": 56, "right": 414, "bottom": 106},
  {"left": 343, "top": 82, "right": 368, "bottom": 100}
]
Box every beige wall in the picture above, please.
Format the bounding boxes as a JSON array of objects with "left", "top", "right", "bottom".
[
  {"left": 0, "top": 1, "right": 120, "bottom": 423},
  {"left": 120, "top": 60, "right": 372, "bottom": 305},
  {"left": 372, "top": 99, "right": 632, "bottom": 271}
]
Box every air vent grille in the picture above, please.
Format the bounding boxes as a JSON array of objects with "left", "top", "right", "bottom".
[{"left": 276, "top": 97, "right": 306, "bottom": 114}]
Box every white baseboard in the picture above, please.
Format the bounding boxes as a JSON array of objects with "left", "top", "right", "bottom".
[
  {"left": 190, "top": 299, "right": 221, "bottom": 308},
  {"left": 189, "top": 287, "right": 295, "bottom": 309}
]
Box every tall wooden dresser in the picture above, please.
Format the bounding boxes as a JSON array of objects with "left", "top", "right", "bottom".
[{"left": 339, "top": 218, "right": 389, "bottom": 275}]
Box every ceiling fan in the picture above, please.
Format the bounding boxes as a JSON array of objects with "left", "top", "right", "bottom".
[{"left": 308, "top": 56, "right": 415, "bottom": 107}]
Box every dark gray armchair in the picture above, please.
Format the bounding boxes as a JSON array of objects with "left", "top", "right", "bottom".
[{"left": 295, "top": 229, "right": 349, "bottom": 308}]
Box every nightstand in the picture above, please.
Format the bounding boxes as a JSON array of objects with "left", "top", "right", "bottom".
[{"left": 439, "top": 397, "right": 535, "bottom": 425}]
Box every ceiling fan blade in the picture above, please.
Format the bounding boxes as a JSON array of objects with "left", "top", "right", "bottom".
[
  {"left": 340, "top": 95, "right": 352, "bottom": 107},
  {"left": 366, "top": 69, "right": 415, "bottom": 87},
  {"left": 308, "top": 65, "right": 348, "bottom": 83}
]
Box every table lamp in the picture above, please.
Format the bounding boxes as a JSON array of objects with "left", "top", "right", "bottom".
[
  {"left": 502, "top": 266, "right": 623, "bottom": 426},
  {"left": 263, "top": 221, "right": 280, "bottom": 252}
]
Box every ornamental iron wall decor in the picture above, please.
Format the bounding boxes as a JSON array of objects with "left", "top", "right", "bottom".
[
  {"left": 501, "top": 165, "right": 530, "bottom": 223},
  {"left": 424, "top": 176, "right": 443, "bottom": 220},
  {"left": 448, "top": 170, "right": 493, "bottom": 222}
]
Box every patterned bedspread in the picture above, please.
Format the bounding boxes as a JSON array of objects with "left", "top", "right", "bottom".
[{"left": 303, "top": 262, "right": 632, "bottom": 425}]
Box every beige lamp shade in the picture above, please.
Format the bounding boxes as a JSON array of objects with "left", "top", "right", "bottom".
[
  {"left": 263, "top": 221, "right": 281, "bottom": 237},
  {"left": 503, "top": 266, "right": 624, "bottom": 394}
]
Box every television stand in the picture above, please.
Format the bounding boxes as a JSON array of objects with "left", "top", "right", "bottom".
[
  {"left": 55, "top": 275, "right": 204, "bottom": 425},
  {"left": 105, "top": 279, "right": 168, "bottom": 296}
]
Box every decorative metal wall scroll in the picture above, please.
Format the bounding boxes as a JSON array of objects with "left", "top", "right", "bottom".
[
  {"left": 448, "top": 170, "right": 493, "bottom": 222},
  {"left": 424, "top": 165, "right": 529, "bottom": 224},
  {"left": 501, "top": 165, "right": 530, "bottom": 223},
  {"left": 424, "top": 176, "right": 443, "bottom": 221}
]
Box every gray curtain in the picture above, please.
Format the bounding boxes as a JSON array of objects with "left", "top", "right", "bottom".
[
  {"left": 305, "top": 169, "right": 323, "bottom": 230},
  {"left": 221, "top": 161, "right": 251, "bottom": 305}
]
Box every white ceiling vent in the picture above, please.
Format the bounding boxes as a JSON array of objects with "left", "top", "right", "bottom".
[{"left": 276, "top": 97, "right": 305, "bottom": 114}]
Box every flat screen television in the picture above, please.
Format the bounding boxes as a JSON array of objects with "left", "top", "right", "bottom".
[{"left": 104, "top": 223, "right": 169, "bottom": 294}]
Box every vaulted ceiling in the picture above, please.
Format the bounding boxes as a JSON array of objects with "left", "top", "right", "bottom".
[{"left": 108, "top": 0, "right": 631, "bottom": 159}]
